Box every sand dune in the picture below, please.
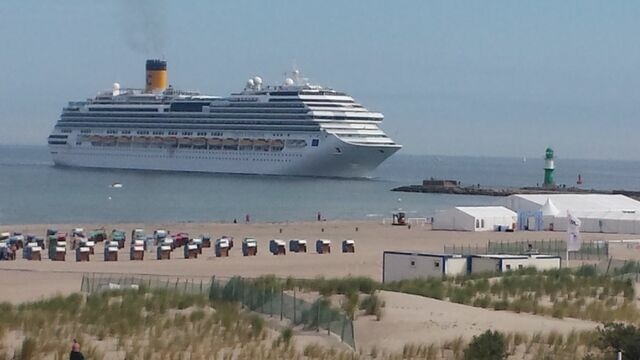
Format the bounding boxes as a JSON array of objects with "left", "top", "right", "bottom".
[{"left": 355, "top": 291, "right": 598, "bottom": 353}]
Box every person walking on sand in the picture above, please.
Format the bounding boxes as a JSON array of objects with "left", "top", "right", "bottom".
[{"left": 70, "top": 339, "right": 85, "bottom": 360}]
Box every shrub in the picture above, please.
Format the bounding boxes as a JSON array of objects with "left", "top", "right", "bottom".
[
  {"left": 597, "top": 322, "right": 640, "bottom": 359},
  {"left": 464, "top": 330, "right": 507, "bottom": 360},
  {"left": 360, "top": 292, "right": 384, "bottom": 320}
]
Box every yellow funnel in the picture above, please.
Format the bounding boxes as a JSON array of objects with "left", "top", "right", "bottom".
[{"left": 145, "top": 59, "right": 167, "bottom": 93}]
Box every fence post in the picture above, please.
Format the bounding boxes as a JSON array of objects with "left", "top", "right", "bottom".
[
  {"left": 293, "top": 290, "right": 297, "bottom": 324},
  {"left": 316, "top": 301, "right": 320, "bottom": 332},
  {"left": 270, "top": 286, "right": 274, "bottom": 317},
  {"left": 80, "top": 274, "right": 85, "bottom": 292},
  {"left": 341, "top": 317, "right": 345, "bottom": 342},
  {"left": 280, "top": 288, "right": 284, "bottom": 321}
]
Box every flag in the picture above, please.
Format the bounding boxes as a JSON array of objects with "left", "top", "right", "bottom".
[{"left": 567, "top": 211, "right": 582, "bottom": 252}]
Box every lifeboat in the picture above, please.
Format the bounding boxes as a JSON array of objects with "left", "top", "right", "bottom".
[
  {"left": 103, "top": 136, "right": 117, "bottom": 146},
  {"left": 285, "top": 139, "right": 307, "bottom": 148},
  {"left": 193, "top": 137, "right": 207, "bottom": 149},
  {"left": 163, "top": 136, "right": 178, "bottom": 146},
  {"left": 271, "top": 139, "right": 285, "bottom": 151},
  {"left": 223, "top": 138, "right": 238, "bottom": 150},
  {"left": 117, "top": 136, "right": 131, "bottom": 144},
  {"left": 90, "top": 136, "right": 103, "bottom": 146},
  {"left": 133, "top": 136, "right": 148, "bottom": 144},
  {"left": 207, "top": 138, "right": 222, "bottom": 149},
  {"left": 151, "top": 136, "right": 163, "bottom": 144},
  {"left": 254, "top": 138, "right": 269, "bottom": 151},
  {"left": 178, "top": 137, "right": 192, "bottom": 147}
]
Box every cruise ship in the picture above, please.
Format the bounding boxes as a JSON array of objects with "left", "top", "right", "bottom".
[{"left": 48, "top": 60, "right": 401, "bottom": 177}]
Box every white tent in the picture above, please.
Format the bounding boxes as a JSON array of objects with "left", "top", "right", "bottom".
[
  {"left": 501, "top": 194, "right": 640, "bottom": 234},
  {"left": 433, "top": 206, "right": 517, "bottom": 232}
]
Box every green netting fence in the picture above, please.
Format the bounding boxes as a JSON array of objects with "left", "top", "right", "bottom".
[
  {"left": 444, "top": 239, "right": 608, "bottom": 260},
  {"left": 208, "top": 276, "right": 355, "bottom": 348},
  {"left": 80, "top": 273, "right": 355, "bottom": 349}
]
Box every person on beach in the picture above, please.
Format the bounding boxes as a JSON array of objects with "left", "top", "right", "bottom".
[{"left": 70, "top": 339, "right": 85, "bottom": 360}]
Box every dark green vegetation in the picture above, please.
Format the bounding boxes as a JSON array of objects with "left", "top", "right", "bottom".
[
  {"left": 463, "top": 330, "right": 507, "bottom": 360},
  {"left": 248, "top": 265, "right": 638, "bottom": 323}
]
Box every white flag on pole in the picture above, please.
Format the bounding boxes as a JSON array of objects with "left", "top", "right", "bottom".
[{"left": 567, "top": 211, "right": 582, "bottom": 252}]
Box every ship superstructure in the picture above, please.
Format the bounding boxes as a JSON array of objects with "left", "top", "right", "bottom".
[{"left": 48, "top": 60, "right": 401, "bottom": 177}]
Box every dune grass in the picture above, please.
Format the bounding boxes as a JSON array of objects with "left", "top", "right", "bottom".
[{"left": 250, "top": 266, "right": 638, "bottom": 324}]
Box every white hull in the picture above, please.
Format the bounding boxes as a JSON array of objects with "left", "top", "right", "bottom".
[{"left": 50, "top": 134, "right": 400, "bottom": 178}]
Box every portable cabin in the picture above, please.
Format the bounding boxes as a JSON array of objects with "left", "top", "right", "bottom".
[
  {"left": 75, "top": 247, "right": 90, "bottom": 262},
  {"left": 433, "top": 206, "right": 517, "bottom": 232},
  {"left": 342, "top": 239, "right": 355, "bottom": 253},
  {"left": 269, "top": 239, "right": 286, "bottom": 255},
  {"left": 215, "top": 238, "right": 230, "bottom": 257},
  {"left": 191, "top": 238, "right": 203, "bottom": 254},
  {"left": 24, "top": 243, "right": 42, "bottom": 261},
  {"left": 111, "top": 230, "right": 126, "bottom": 249},
  {"left": 469, "top": 254, "right": 562, "bottom": 274},
  {"left": 316, "top": 239, "right": 331, "bottom": 254},
  {"left": 242, "top": 238, "right": 257, "bottom": 256},
  {"left": 183, "top": 243, "right": 199, "bottom": 259},
  {"left": 382, "top": 251, "right": 468, "bottom": 283},
  {"left": 201, "top": 234, "right": 211, "bottom": 248},
  {"left": 130, "top": 240, "right": 145, "bottom": 260},
  {"left": 289, "top": 239, "right": 307, "bottom": 253},
  {"left": 104, "top": 241, "right": 119, "bottom": 261},
  {"left": 157, "top": 245, "right": 171, "bottom": 260}
]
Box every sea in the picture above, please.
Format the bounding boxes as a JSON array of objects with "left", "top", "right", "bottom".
[{"left": 1, "top": 145, "right": 639, "bottom": 225}]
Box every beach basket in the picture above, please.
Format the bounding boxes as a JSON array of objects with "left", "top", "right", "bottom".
[
  {"left": 269, "top": 239, "right": 286, "bottom": 255},
  {"left": 157, "top": 245, "right": 171, "bottom": 260},
  {"left": 342, "top": 240, "right": 355, "bottom": 253},
  {"left": 242, "top": 238, "right": 257, "bottom": 256},
  {"left": 316, "top": 239, "right": 331, "bottom": 254}
]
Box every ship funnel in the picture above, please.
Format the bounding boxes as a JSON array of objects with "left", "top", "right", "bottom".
[{"left": 145, "top": 59, "right": 168, "bottom": 93}]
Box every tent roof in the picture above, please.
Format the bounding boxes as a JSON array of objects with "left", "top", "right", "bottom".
[
  {"left": 540, "top": 198, "right": 560, "bottom": 216},
  {"left": 454, "top": 206, "right": 517, "bottom": 218},
  {"left": 505, "top": 194, "right": 640, "bottom": 213}
]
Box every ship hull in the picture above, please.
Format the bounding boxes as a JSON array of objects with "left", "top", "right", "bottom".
[{"left": 49, "top": 134, "right": 400, "bottom": 178}]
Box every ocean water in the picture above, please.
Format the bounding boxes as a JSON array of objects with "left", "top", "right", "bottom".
[{"left": 0, "top": 145, "right": 639, "bottom": 225}]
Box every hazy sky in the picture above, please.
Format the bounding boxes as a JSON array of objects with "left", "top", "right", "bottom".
[{"left": 1, "top": 1, "right": 639, "bottom": 160}]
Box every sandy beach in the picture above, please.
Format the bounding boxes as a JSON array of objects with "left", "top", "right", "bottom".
[
  {"left": 1, "top": 219, "right": 637, "bottom": 356},
  {"left": 0, "top": 220, "right": 633, "bottom": 303}
]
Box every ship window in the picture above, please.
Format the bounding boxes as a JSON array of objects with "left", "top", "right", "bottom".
[
  {"left": 80, "top": 129, "right": 92, "bottom": 134},
  {"left": 61, "top": 129, "right": 72, "bottom": 133},
  {"left": 311, "top": 139, "right": 319, "bottom": 147},
  {"left": 122, "top": 130, "right": 131, "bottom": 134}
]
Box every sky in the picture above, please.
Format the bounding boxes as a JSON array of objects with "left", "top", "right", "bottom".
[{"left": 1, "top": 1, "right": 640, "bottom": 160}]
